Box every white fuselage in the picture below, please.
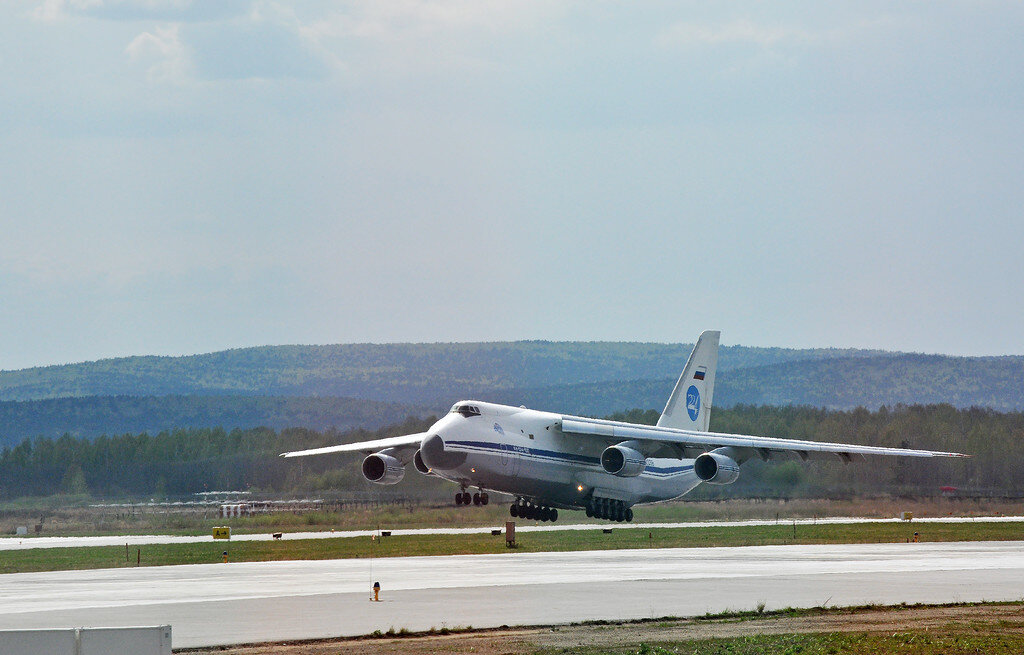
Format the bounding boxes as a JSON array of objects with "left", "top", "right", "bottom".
[{"left": 419, "top": 401, "right": 703, "bottom": 508}]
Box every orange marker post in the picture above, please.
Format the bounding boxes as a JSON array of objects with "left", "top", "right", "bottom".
[{"left": 373, "top": 581, "right": 381, "bottom": 602}]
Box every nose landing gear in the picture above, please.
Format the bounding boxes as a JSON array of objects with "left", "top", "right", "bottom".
[{"left": 455, "top": 489, "right": 488, "bottom": 506}]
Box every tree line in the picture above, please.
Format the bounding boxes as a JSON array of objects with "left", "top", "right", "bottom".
[{"left": 0, "top": 404, "right": 1014, "bottom": 501}]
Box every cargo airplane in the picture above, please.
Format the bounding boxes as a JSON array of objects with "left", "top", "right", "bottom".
[{"left": 282, "top": 331, "right": 966, "bottom": 522}]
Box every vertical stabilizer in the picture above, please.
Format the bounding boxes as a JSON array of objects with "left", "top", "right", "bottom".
[{"left": 657, "top": 330, "right": 720, "bottom": 432}]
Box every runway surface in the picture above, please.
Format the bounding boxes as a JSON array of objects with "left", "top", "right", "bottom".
[
  {"left": 2, "top": 540, "right": 1024, "bottom": 648},
  {"left": 2, "top": 515, "right": 1022, "bottom": 550}
]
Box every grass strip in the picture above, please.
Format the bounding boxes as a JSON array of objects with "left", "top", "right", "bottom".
[
  {"left": 3, "top": 520, "right": 1023, "bottom": 574},
  {"left": 537, "top": 632, "right": 1024, "bottom": 655},
  {"left": 174, "top": 601, "right": 1024, "bottom": 654}
]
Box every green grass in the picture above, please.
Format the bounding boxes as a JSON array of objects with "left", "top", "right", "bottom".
[
  {"left": 537, "top": 632, "right": 1024, "bottom": 655},
  {"left": 6, "top": 496, "right": 1020, "bottom": 538},
  {"left": 3, "top": 520, "right": 1024, "bottom": 574}
]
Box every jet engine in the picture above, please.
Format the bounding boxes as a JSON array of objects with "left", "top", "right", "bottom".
[
  {"left": 601, "top": 444, "right": 646, "bottom": 477},
  {"left": 413, "top": 449, "right": 434, "bottom": 476},
  {"left": 693, "top": 451, "right": 740, "bottom": 485},
  {"left": 418, "top": 434, "right": 467, "bottom": 471},
  {"left": 361, "top": 453, "right": 405, "bottom": 485}
]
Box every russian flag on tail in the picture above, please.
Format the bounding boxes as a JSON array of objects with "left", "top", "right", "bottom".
[{"left": 693, "top": 366, "right": 707, "bottom": 381}]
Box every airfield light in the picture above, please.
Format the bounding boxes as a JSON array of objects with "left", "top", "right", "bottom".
[{"left": 577, "top": 485, "right": 584, "bottom": 492}]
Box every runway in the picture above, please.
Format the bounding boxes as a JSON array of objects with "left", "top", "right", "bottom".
[
  {"left": 2, "top": 515, "right": 1022, "bottom": 550},
  {"left": 2, "top": 541, "right": 1023, "bottom": 648}
]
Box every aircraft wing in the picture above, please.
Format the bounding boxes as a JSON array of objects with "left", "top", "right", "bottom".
[
  {"left": 280, "top": 433, "right": 427, "bottom": 458},
  {"left": 560, "top": 418, "right": 967, "bottom": 461}
]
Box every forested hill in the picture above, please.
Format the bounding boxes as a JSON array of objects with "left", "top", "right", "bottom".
[
  {"left": 0, "top": 396, "right": 429, "bottom": 445},
  {"left": 0, "top": 341, "right": 896, "bottom": 403},
  {"left": 495, "top": 354, "right": 1024, "bottom": 416},
  {"left": 1, "top": 342, "right": 1023, "bottom": 447}
]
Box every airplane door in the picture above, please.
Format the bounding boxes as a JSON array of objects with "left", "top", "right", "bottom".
[
  {"left": 508, "top": 442, "right": 521, "bottom": 479},
  {"left": 499, "top": 443, "right": 520, "bottom": 480}
]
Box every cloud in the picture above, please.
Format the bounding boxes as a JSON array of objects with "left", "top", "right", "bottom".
[
  {"left": 33, "top": 0, "right": 248, "bottom": 22},
  {"left": 125, "top": 24, "right": 190, "bottom": 83},
  {"left": 299, "top": 0, "right": 559, "bottom": 75},
  {"left": 188, "top": 16, "right": 329, "bottom": 81},
  {"left": 305, "top": 0, "right": 553, "bottom": 40},
  {"left": 33, "top": 0, "right": 102, "bottom": 21}
]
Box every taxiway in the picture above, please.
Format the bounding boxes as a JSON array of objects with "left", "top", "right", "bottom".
[{"left": 2, "top": 515, "right": 1021, "bottom": 551}]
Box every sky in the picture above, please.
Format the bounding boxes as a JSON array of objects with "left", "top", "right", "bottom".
[{"left": 2, "top": 1, "right": 1023, "bottom": 369}]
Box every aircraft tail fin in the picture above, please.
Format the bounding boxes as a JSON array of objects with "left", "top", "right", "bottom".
[{"left": 657, "top": 330, "right": 720, "bottom": 432}]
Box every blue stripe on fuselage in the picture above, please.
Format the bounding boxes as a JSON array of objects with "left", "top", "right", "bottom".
[
  {"left": 446, "top": 440, "right": 600, "bottom": 465},
  {"left": 444, "top": 440, "right": 694, "bottom": 477}
]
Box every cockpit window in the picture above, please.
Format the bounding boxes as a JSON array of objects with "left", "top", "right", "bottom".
[{"left": 450, "top": 404, "right": 481, "bottom": 418}]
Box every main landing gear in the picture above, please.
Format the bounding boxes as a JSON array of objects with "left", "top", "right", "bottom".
[
  {"left": 586, "top": 497, "right": 633, "bottom": 522},
  {"left": 509, "top": 498, "right": 558, "bottom": 522},
  {"left": 455, "top": 489, "right": 489, "bottom": 506}
]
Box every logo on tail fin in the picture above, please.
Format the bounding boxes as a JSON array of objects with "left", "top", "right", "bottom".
[{"left": 686, "top": 385, "right": 701, "bottom": 421}]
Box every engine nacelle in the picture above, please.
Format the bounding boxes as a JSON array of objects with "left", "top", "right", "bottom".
[
  {"left": 361, "top": 453, "right": 405, "bottom": 485},
  {"left": 693, "top": 451, "right": 740, "bottom": 485},
  {"left": 413, "top": 449, "right": 434, "bottom": 476},
  {"left": 601, "top": 444, "right": 647, "bottom": 477}
]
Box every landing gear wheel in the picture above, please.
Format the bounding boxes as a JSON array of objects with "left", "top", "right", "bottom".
[
  {"left": 510, "top": 503, "right": 519, "bottom": 518},
  {"left": 455, "top": 493, "right": 464, "bottom": 506},
  {"left": 473, "top": 492, "right": 481, "bottom": 506},
  {"left": 585, "top": 504, "right": 594, "bottom": 518},
  {"left": 550, "top": 508, "right": 558, "bottom": 522},
  {"left": 480, "top": 492, "right": 489, "bottom": 505},
  {"left": 625, "top": 508, "right": 633, "bottom": 522}
]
